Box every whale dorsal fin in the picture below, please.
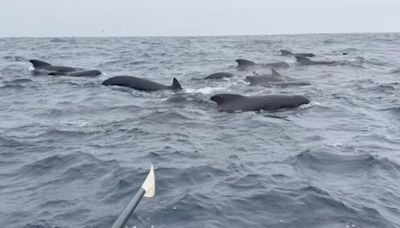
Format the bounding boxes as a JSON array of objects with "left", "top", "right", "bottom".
[
  {"left": 29, "top": 59, "right": 52, "bottom": 68},
  {"left": 210, "top": 94, "right": 243, "bottom": 105},
  {"left": 171, "top": 78, "right": 182, "bottom": 90},
  {"left": 271, "top": 68, "right": 280, "bottom": 76},
  {"left": 235, "top": 59, "right": 256, "bottom": 66}
]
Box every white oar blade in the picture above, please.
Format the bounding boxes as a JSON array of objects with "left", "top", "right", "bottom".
[{"left": 142, "top": 164, "right": 155, "bottom": 198}]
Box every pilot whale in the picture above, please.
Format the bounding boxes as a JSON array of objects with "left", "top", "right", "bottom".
[
  {"left": 49, "top": 70, "right": 102, "bottom": 77},
  {"left": 210, "top": 94, "right": 310, "bottom": 112},
  {"left": 29, "top": 59, "right": 80, "bottom": 74},
  {"left": 29, "top": 59, "right": 101, "bottom": 76},
  {"left": 236, "top": 59, "right": 289, "bottom": 70},
  {"left": 280, "top": 50, "right": 315, "bottom": 58},
  {"left": 102, "top": 76, "right": 182, "bottom": 91},
  {"left": 245, "top": 69, "right": 289, "bottom": 85},
  {"left": 245, "top": 69, "right": 310, "bottom": 87},
  {"left": 204, "top": 72, "right": 233, "bottom": 80},
  {"left": 295, "top": 56, "right": 336, "bottom": 66}
]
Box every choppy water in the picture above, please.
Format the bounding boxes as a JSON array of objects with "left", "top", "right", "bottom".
[{"left": 0, "top": 33, "right": 400, "bottom": 228}]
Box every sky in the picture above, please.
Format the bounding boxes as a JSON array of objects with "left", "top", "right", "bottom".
[{"left": 0, "top": 0, "right": 399, "bottom": 37}]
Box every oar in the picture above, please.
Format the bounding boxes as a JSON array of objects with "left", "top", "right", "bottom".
[{"left": 111, "top": 165, "right": 156, "bottom": 228}]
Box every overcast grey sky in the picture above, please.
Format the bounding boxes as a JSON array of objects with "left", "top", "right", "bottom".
[{"left": 0, "top": 0, "right": 399, "bottom": 37}]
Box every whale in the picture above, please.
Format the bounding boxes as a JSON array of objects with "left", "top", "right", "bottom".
[
  {"left": 29, "top": 59, "right": 80, "bottom": 74},
  {"left": 245, "top": 69, "right": 288, "bottom": 85},
  {"left": 263, "top": 81, "right": 311, "bottom": 87},
  {"left": 49, "top": 70, "right": 102, "bottom": 77},
  {"left": 29, "top": 59, "right": 101, "bottom": 76},
  {"left": 210, "top": 94, "right": 310, "bottom": 112},
  {"left": 236, "top": 59, "right": 256, "bottom": 69},
  {"left": 102, "top": 76, "right": 182, "bottom": 91},
  {"left": 295, "top": 56, "right": 336, "bottom": 66},
  {"left": 204, "top": 72, "right": 233, "bottom": 80},
  {"left": 245, "top": 69, "right": 310, "bottom": 87},
  {"left": 236, "top": 59, "right": 289, "bottom": 70},
  {"left": 280, "top": 50, "right": 315, "bottom": 58}
]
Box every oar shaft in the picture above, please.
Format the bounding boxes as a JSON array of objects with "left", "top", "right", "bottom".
[{"left": 111, "top": 188, "right": 145, "bottom": 228}]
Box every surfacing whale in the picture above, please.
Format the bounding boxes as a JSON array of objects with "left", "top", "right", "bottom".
[
  {"left": 236, "top": 59, "right": 289, "bottom": 70},
  {"left": 102, "top": 76, "right": 182, "bottom": 91},
  {"left": 245, "top": 69, "right": 310, "bottom": 87},
  {"left": 295, "top": 56, "right": 336, "bottom": 66},
  {"left": 280, "top": 50, "right": 315, "bottom": 58},
  {"left": 210, "top": 94, "right": 310, "bottom": 112},
  {"left": 29, "top": 59, "right": 101, "bottom": 76},
  {"left": 49, "top": 70, "right": 102, "bottom": 77},
  {"left": 204, "top": 72, "right": 233, "bottom": 80},
  {"left": 245, "top": 69, "right": 288, "bottom": 85},
  {"left": 29, "top": 59, "right": 80, "bottom": 74}
]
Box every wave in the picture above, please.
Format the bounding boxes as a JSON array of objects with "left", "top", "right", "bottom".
[
  {"left": 3, "top": 56, "right": 26, "bottom": 62},
  {"left": 16, "top": 153, "right": 88, "bottom": 177},
  {"left": 381, "top": 107, "right": 400, "bottom": 115},
  {"left": 291, "top": 150, "right": 400, "bottom": 177},
  {"left": 0, "top": 84, "right": 25, "bottom": 90},
  {"left": 0, "top": 78, "right": 35, "bottom": 91},
  {"left": 390, "top": 67, "right": 400, "bottom": 74}
]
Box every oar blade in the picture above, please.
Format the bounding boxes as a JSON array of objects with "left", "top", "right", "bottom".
[{"left": 142, "top": 164, "right": 155, "bottom": 197}]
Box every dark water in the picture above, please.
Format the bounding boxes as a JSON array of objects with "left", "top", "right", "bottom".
[{"left": 0, "top": 33, "right": 400, "bottom": 228}]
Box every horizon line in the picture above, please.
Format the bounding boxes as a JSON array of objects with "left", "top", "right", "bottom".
[{"left": 0, "top": 31, "right": 399, "bottom": 39}]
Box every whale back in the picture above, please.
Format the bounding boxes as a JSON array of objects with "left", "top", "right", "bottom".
[
  {"left": 102, "top": 76, "right": 162, "bottom": 91},
  {"left": 210, "top": 94, "right": 243, "bottom": 105},
  {"left": 295, "top": 56, "right": 312, "bottom": 64},
  {"left": 281, "top": 50, "right": 315, "bottom": 58},
  {"left": 245, "top": 69, "right": 284, "bottom": 86},
  {"left": 297, "top": 53, "right": 316, "bottom": 57},
  {"left": 102, "top": 76, "right": 182, "bottom": 91},
  {"left": 261, "top": 62, "right": 290, "bottom": 69},
  {"left": 296, "top": 56, "right": 335, "bottom": 65},
  {"left": 211, "top": 94, "right": 310, "bottom": 112},
  {"left": 49, "top": 70, "right": 101, "bottom": 77},
  {"left": 68, "top": 70, "right": 102, "bottom": 77},
  {"left": 204, "top": 72, "right": 233, "bottom": 80}
]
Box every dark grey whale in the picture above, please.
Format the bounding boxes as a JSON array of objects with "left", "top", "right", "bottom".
[
  {"left": 245, "top": 69, "right": 288, "bottom": 85},
  {"left": 264, "top": 81, "right": 311, "bottom": 87},
  {"left": 280, "top": 50, "right": 315, "bottom": 58},
  {"left": 210, "top": 94, "right": 310, "bottom": 112},
  {"left": 204, "top": 72, "right": 233, "bottom": 80},
  {"left": 49, "top": 70, "right": 102, "bottom": 77},
  {"left": 29, "top": 59, "right": 101, "bottom": 76},
  {"left": 295, "top": 56, "right": 336, "bottom": 66},
  {"left": 30, "top": 59, "right": 80, "bottom": 74},
  {"left": 102, "top": 76, "right": 182, "bottom": 91},
  {"left": 236, "top": 59, "right": 289, "bottom": 70},
  {"left": 245, "top": 69, "right": 310, "bottom": 87}
]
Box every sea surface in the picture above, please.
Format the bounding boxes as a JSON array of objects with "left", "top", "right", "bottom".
[{"left": 0, "top": 33, "right": 400, "bottom": 228}]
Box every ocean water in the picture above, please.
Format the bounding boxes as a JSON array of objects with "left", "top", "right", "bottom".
[{"left": 0, "top": 33, "right": 400, "bottom": 228}]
